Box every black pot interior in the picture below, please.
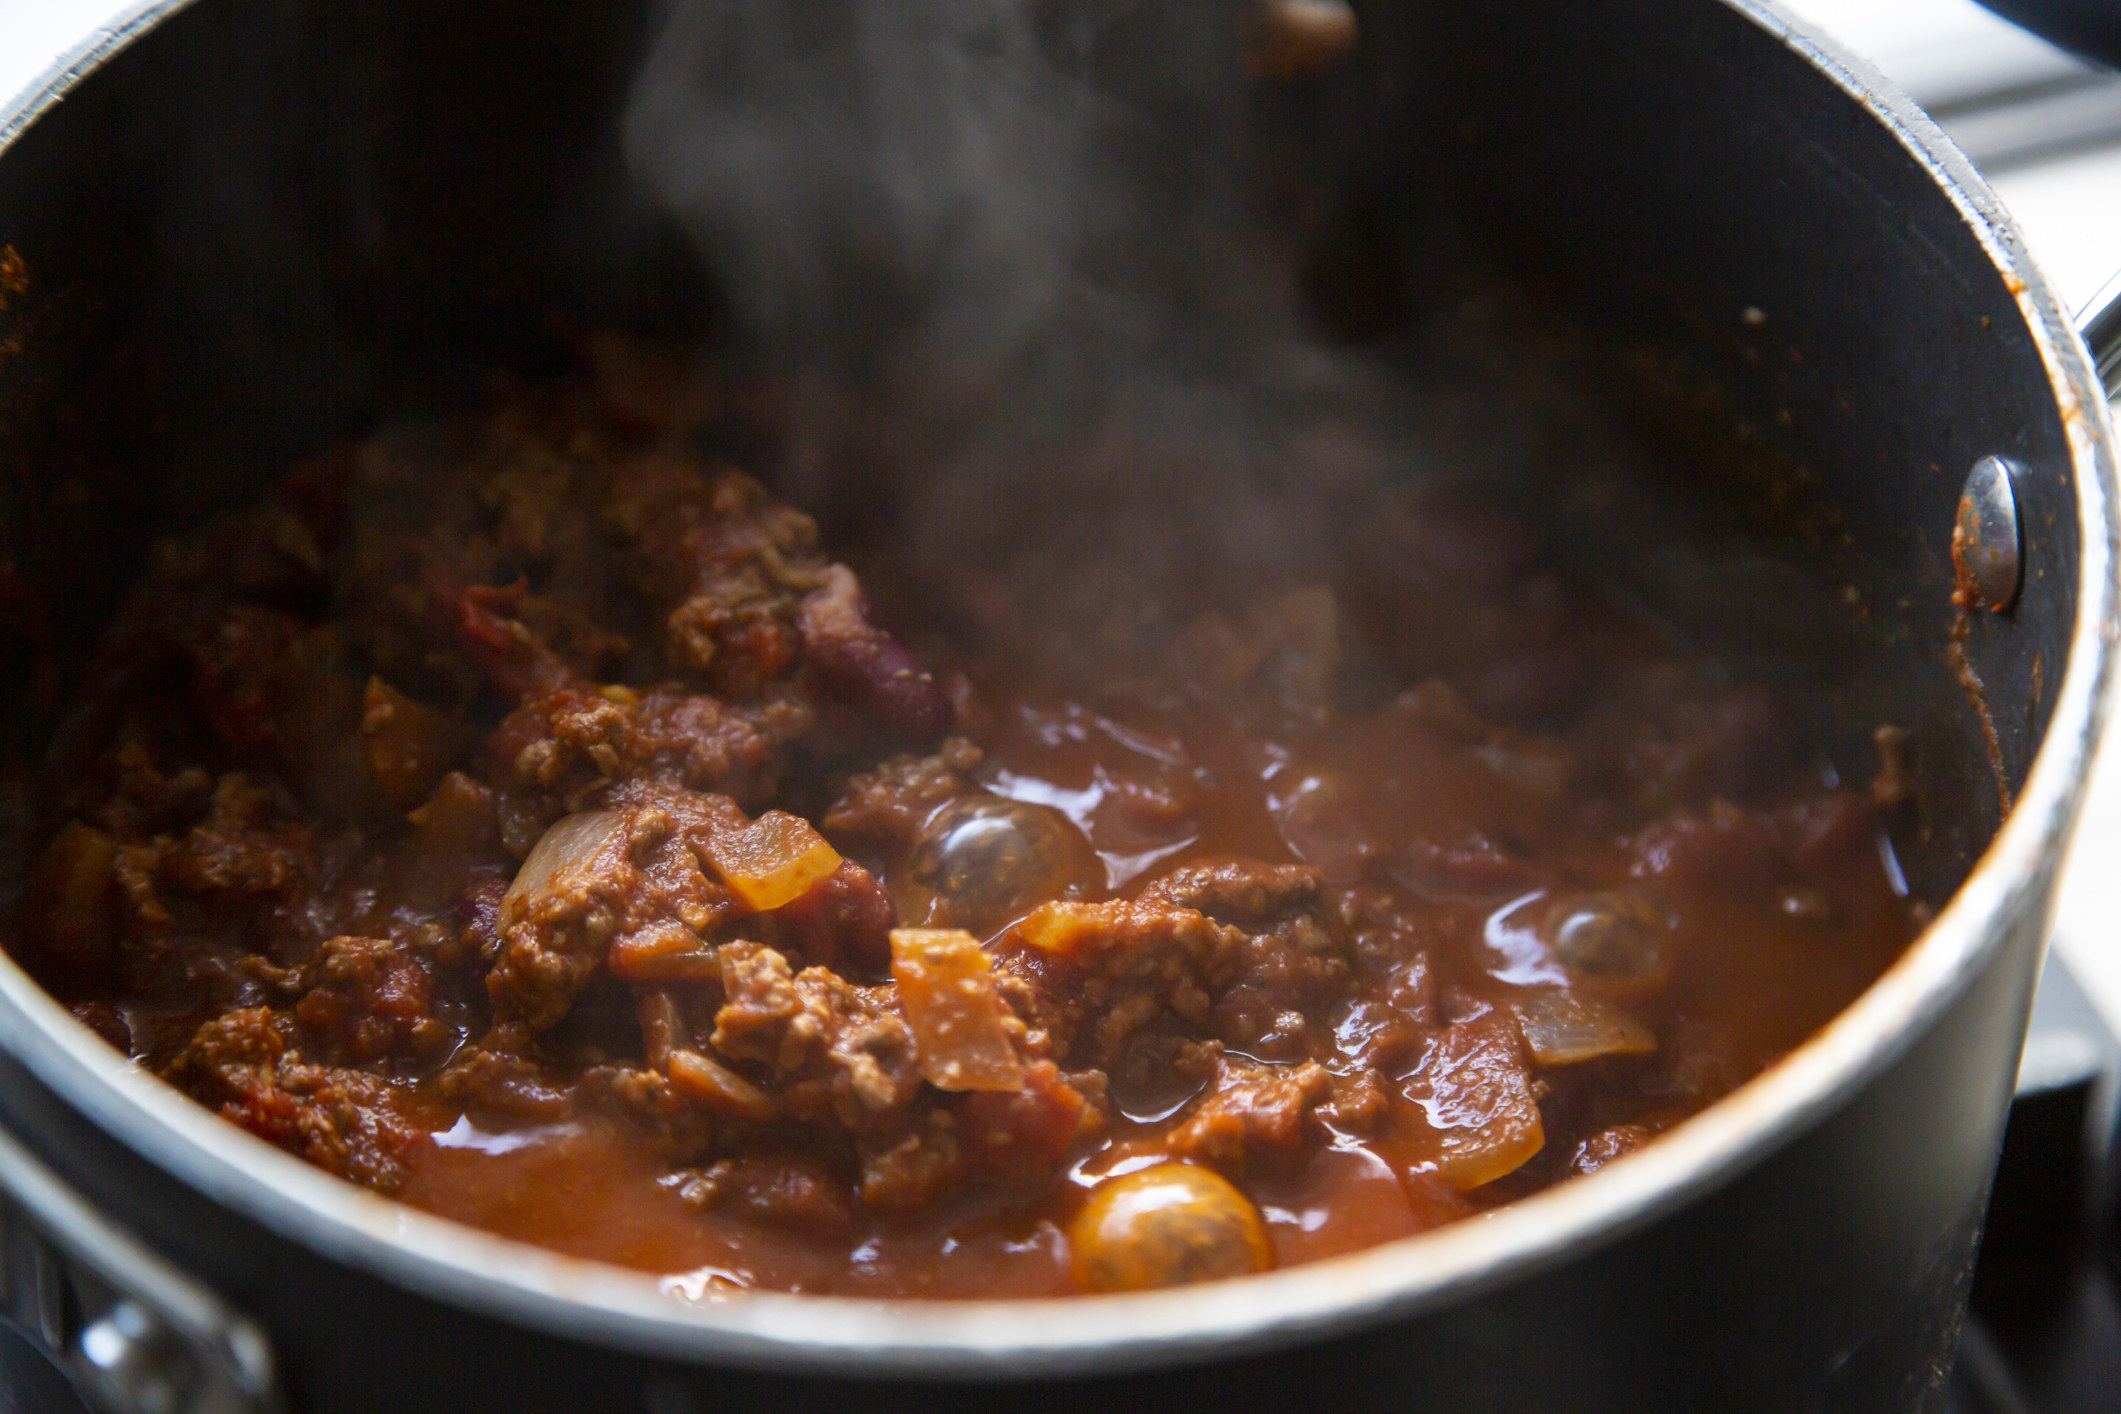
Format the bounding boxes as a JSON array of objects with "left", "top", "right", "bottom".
[{"left": 0, "top": 0, "right": 2079, "bottom": 908}]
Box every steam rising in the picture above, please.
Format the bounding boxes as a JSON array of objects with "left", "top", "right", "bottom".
[{"left": 622, "top": 0, "right": 1394, "bottom": 640}]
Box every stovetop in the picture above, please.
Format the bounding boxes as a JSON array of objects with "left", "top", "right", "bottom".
[{"left": 1944, "top": 957, "right": 2121, "bottom": 1412}]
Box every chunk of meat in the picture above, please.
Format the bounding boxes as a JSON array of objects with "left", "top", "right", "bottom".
[
  {"left": 1139, "top": 858, "right": 1352, "bottom": 1043},
  {"left": 605, "top": 457, "right": 945, "bottom": 729},
  {"left": 710, "top": 941, "right": 921, "bottom": 1131},
  {"left": 497, "top": 784, "right": 896, "bottom": 1030},
  {"left": 160, "top": 774, "right": 315, "bottom": 900},
  {"left": 857, "top": 1103, "right": 967, "bottom": 1213},
  {"left": 72, "top": 773, "right": 317, "bottom": 979},
  {"left": 453, "top": 582, "right": 576, "bottom": 700},
  {"left": 86, "top": 742, "right": 212, "bottom": 840},
  {"left": 605, "top": 461, "right": 823, "bottom": 697},
  {"left": 294, "top": 935, "right": 451, "bottom": 1065},
  {"left": 1569, "top": 1123, "right": 1652, "bottom": 1176},
  {"left": 1003, "top": 899, "right": 1245, "bottom": 1065},
  {"left": 433, "top": 1044, "right": 571, "bottom": 1122},
  {"left": 667, "top": 1156, "right": 855, "bottom": 1236},
  {"left": 1006, "top": 859, "right": 1353, "bottom": 1064},
  {"left": 762, "top": 860, "right": 896, "bottom": 974},
  {"left": 570, "top": 1062, "right": 715, "bottom": 1156},
  {"left": 487, "top": 684, "right": 810, "bottom": 856},
  {"left": 360, "top": 677, "right": 462, "bottom": 809},
  {"left": 175, "top": 1007, "right": 426, "bottom": 1192},
  {"left": 958, "top": 1059, "right": 1099, "bottom": 1179},
  {"left": 188, "top": 606, "right": 357, "bottom": 770},
  {"left": 820, "top": 737, "right": 983, "bottom": 849},
  {"left": 491, "top": 805, "right": 728, "bottom": 1030},
  {"left": 1165, "top": 1055, "right": 1333, "bottom": 1173},
  {"left": 491, "top": 810, "right": 633, "bottom": 1027}
]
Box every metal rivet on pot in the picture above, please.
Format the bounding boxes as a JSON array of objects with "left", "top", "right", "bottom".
[
  {"left": 1953, "top": 455, "right": 2022, "bottom": 614},
  {"left": 75, "top": 1301, "right": 188, "bottom": 1414}
]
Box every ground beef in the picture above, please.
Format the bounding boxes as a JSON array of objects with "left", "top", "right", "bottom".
[
  {"left": 820, "top": 738, "right": 985, "bottom": 851},
  {"left": 176, "top": 1007, "right": 426, "bottom": 1193},
  {"left": 5, "top": 359, "right": 1920, "bottom": 1297},
  {"left": 995, "top": 862, "right": 1353, "bottom": 1071},
  {"left": 1166, "top": 1055, "right": 1334, "bottom": 1172},
  {"left": 290, "top": 935, "right": 450, "bottom": 1065},
  {"left": 489, "top": 798, "right": 735, "bottom": 1031},
  {"left": 669, "top": 1155, "right": 857, "bottom": 1236},
  {"left": 709, "top": 940, "right": 923, "bottom": 1132}
]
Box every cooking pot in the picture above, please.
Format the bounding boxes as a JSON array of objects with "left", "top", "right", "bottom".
[{"left": 0, "top": 0, "right": 2115, "bottom": 1410}]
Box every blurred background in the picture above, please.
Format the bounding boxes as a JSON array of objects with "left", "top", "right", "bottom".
[{"left": 1782, "top": 0, "right": 2121, "bottom": 309}]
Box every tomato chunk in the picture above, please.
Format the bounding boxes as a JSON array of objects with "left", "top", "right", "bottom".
[
  {"left": 890, "top": 928, "right": 1026, "bottom": 1092},
  {"left": 698, "top": 811, "right": 843, "bottom": 912}
]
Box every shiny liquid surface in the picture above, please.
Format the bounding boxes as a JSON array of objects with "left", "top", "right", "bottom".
[{"left": 9, "top": 366, "right": 1918, "bottom": 1298}]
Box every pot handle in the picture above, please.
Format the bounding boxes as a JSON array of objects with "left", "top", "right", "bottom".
[
  {"left": 1975, "top": 0, "right": 2121, "bottom": 74},
  {"left": 0, "top": 1122, "right": 279, "bottom": 1414}
]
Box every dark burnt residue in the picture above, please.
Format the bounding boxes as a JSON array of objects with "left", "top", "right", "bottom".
[
  {"left": 1871, "top": 724, "right": 1913, "bottom": 813},
  {"left": 1951, "top": 506, "right": 1983, "bottom": 613},
  {"left": 1948, "top": 610, "right": 2013, "bottom": 818}
]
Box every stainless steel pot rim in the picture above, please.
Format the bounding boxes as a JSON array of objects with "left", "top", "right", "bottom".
[{"left": 0, "top": 0, "right": 2113, "bottom": 1380}]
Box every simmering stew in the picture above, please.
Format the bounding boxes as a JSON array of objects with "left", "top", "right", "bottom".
[{"left": 9, "top": 349, "right": 1918, "bottom": 1297}]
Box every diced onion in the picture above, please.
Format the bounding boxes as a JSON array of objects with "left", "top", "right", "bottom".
[
  {"left": 1013, "top": 899, "right": 1200, "bottom": 963},
  {"left": 1514, "top": 988, "right": 1657, "bottom": 1067},
  {"left": 608, "top": 921, "right": 720, "bottom": 984},
  {"left": 698, "top": 811, "right": 842, "bottom": 913},
  {"left": 501, "top": 811, "right": 628, "bottom": 926},
  {"left": 666, "top": 1047, "right": 777, "bottom": 1121},
  {"left": 890, "top": 928, "right": 1026, "bottom": 1092},
  {"left": 1404, "top": 1018, "right": 1545, "bottom": 1191}
]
